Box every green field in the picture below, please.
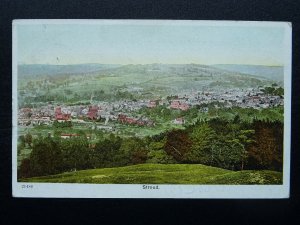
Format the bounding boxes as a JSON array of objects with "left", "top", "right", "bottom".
[{"left": 20, "top": 163, "right": 282, "bottom": 185}]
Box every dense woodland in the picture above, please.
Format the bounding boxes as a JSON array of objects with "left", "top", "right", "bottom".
[{"left": 18, "top": 116, "right": 283, "bottom": 179}]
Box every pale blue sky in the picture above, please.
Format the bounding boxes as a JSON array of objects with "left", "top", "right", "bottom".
[{"left": 16, "top": 23, "right": 285, "bottom": 65}]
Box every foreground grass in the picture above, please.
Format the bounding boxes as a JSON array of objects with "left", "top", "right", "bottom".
[{"left": 20, "top": 164, "right": 283, "bottom": 185}]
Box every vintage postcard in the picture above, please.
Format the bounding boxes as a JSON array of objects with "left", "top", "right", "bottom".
[{"left": 12, "top": 20, "right": 291, "bottom": 198}]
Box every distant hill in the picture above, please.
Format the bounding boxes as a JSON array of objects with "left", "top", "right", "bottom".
[
  {"left": 212, "top": 64, "right": 284, "bottom": 82},
  {"left": 85, "top": 63, "right": 274, "bottom": 94},
  {"left": 107, "top": 63, "right": 230, "bottom": 76},
  {"left": 17, "top": 63, "right": 277, "bottom": 99},
  {"left": 18, "top": 63, "right": 283, "bottom": 82},
  {"left": 18, "top": 64, "right": 121, "bottom": 77},
  {"left": 17, "top": 63, "right": 280, "bottom": 106}
]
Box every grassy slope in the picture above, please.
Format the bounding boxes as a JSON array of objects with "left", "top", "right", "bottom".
[{"left": 21, "top": 164, "right": 282, "bottom": 185}]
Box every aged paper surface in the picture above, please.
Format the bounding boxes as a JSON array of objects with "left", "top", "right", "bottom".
[{"left": 12, "top": 20, "right": 291, "bottom": 198}]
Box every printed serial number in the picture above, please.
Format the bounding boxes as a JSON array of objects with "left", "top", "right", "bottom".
[{"left": 22, "top": 184, "right": 33, "bottom": 189}]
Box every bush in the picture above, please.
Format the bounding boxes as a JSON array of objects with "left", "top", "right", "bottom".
[{"left": 147, "top": 150, "right": 176, "bottom": 164}]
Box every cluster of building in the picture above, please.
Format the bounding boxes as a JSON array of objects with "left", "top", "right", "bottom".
[
  {"left": 18, "top": 87, "right": 283, "bottom": 129},
  {"left": 117, "top": 114, "right": 155, "bottom": 126},
  {"left": 18, "top": 106, "right": 52, "bottom": 126},
  {"left": 164, "top": 87, "right": 284, "bottom": 110},
  {"left": 147, "top": 99, "right": 189, "bottom": 111}
]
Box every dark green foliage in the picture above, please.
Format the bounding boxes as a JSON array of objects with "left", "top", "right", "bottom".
[
  {"left": 18, "top": 158, "right": 31, "bottom": 178},
  {"left": 94, "top": 134, "right": 123, "bottom": 167},
  {"left": 164, "top": 129, "right": 192, "bottom": 162},
  {"left": 118, "top": 137, "right": 148, "bottom": 165},
  {"left": 116, "top": 90, "right": 135, "bottom": 100},
  {"left": 18, "top": 135, "right": 26, "bottom": 149},
  {"left": 147, "top": 138, "right": 176, "bottom": 164},
  {"left": 18, "top": 116, "right": 284, "bottom": 179},
  {"left": 60, "top": 137, "right": 92, "bottom": 171},
  {"left": 53, "top": 120, "right": 73, "bottom": 128},
  {"left": 187, "top": 123, "right": 217, "bottom": 164},
  {"left": 262, "top": 86, "right": 284, "bottom": 96},
  {"left": 147, "top": 150, "right": 176, "bottom": 164},
  {"left": 29, "top": 137, "right": 62, "bottom": 176},
  {"left": 274, "top": 87, "right": 284, "bottom": 96},
  {"left": 24, "top": 133, "right": 32, "bottom": 147},
  {"left": 247, "top": 120, "right": 283, "bottom": 171}
]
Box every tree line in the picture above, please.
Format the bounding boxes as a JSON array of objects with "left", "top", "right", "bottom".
[{"left": 18, "top": 117, "right": 283, "bottom": 179}]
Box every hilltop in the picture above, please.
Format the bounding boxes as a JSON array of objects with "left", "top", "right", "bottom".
[
  {"left": 18, "top": 63, "right": 283, "bottom": 82},
  {"left": 21, "top": 163, "right": 282, "bottom": 184},
  {"left": 18, "top": 63, "right": 121, "bottom": 77},
  {"left": 213, "top": 64, "right": 284, "bottom": 82}
]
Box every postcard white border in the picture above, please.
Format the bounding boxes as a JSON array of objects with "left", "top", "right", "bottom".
[{"left": 12, "top": 20, "right": 292, "bottom": 198}]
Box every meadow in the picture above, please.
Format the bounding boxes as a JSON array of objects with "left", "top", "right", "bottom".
[{"left": 20, "top": 163, "right": 282, "bottom": 185}]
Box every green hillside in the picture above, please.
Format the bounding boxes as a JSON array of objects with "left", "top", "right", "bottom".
[
  {"left": 18, "top": 63, "right": 276, "bottom": 106},
  {"left": 20, "top": 164, "right": 282, "bottom": 185}
]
